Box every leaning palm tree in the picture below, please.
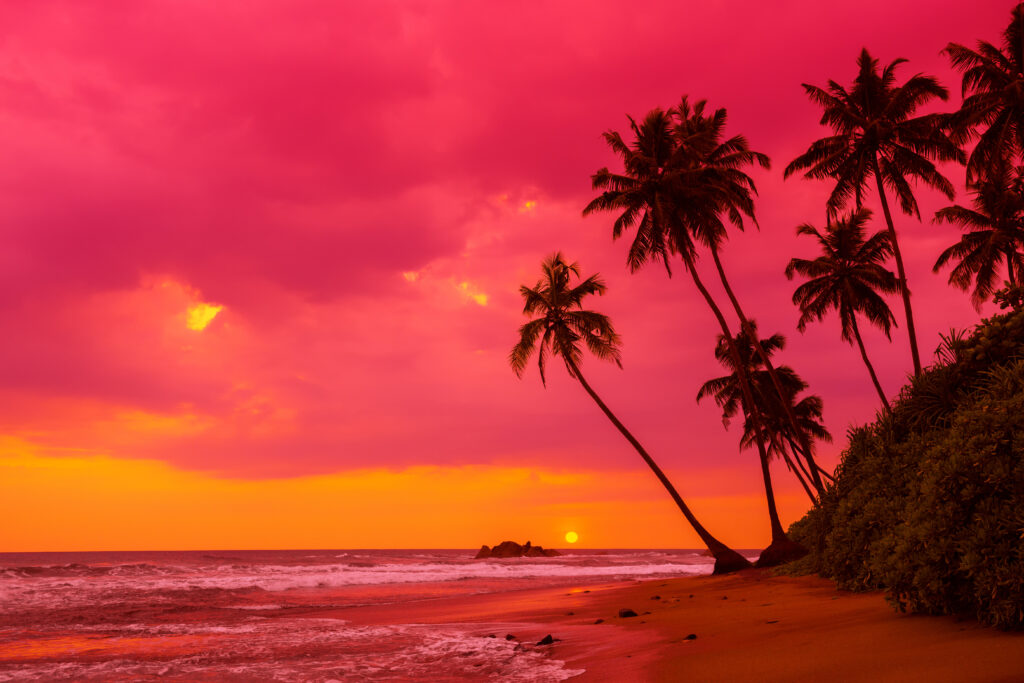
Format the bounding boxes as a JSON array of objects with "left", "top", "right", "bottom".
[
  {"left": 672, "top": 97, "right": 826, "bottom": 495},
  {"left": 934, "top": 159, "right": 1024, "bottom": 307},
  {"left": 510, "top": 252, "right": 751, "bottom": 574},
  {"left": 785, "top": 48, "right": 965, "bottom": 376},
  {"left": 697, "top": 325, "right": 832, "bottom": 504},
  {"left": 785, "top": 208, "right": 898, "bottom": 412},
  {"left": 945, "top": 4, "right": 1024, "bottom": 181},
  {"left": 585, "top": 108, "right": 806, "bottom": 566}
]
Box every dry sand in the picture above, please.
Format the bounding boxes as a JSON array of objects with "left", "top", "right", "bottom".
[{"left": 331, "top": 569, "right": 1024, "bottom": 682}]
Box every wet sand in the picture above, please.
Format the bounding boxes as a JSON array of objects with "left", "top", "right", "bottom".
[{"left": 328, "top": 569, "right": 1024, "bottom": 682}]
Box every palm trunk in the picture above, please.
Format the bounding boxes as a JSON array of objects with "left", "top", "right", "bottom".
[
  {"left": 872, "top": 155, "right": 923, "bottom": 376},
  {"left": 565, "top": 358, "right": 751, "bottom": 574},
  {"left": 710, "top": 247, "right": 826, "bottom": 495},
  {"left": 679, "top": 253, "right": 795, "bottom": 550},
  {"left": 779, "top": 446, "right": 816, "bottom": 503},
  {"left": 850, "top": 314, "right": 891, "bottom": 415},
  {"left": 1007, "top": 251, "right": 1019, "bottom": 285},
  {"left": 779, "top": 436, "right": 818, "bottom": 498}
]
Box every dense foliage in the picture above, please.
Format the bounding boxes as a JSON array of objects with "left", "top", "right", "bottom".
[{"left": 785, "top": 285, "right": 1024, "bottom": 628}]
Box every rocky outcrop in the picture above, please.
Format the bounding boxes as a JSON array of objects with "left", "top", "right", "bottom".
[{"left": 472, "top": 540, "right": 560, "bottom": 559}]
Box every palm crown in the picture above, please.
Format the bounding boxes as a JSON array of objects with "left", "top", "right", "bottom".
[
  {"left": 934, "top": 160, "right": 1024, "bottom": 307},
  {"left": 785, "top": 208, "right": 898, "bottom": 342},
  {"left": 697, "top": 325, "right": 831, "bottom": 465},
  {"left": 784, "top": 48, "right": 963, "bottom": 218},
  {"left": 583, "top": 97, "right": 769, "bottom": 274},
  {"left": 945, "top": 4, "right": 1024, "bottom": 181},
  {"left": 509, "top": 253, "right": 621, "bottom": 385}
]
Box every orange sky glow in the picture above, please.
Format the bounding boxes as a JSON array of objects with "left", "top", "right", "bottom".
[{"left": 0, "top": 1, "right": 1007, "bottom": 551}]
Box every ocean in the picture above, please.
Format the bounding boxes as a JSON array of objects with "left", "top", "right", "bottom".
[{"left": 0, "top": 548, "right": 754, "bottom": 681}]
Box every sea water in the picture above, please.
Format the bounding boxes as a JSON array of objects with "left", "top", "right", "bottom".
[{"left": 0, "top": 549, "right": 748, "bottom": 681}]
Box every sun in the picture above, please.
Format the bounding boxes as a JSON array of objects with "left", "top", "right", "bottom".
[{"left": 564, "top": 531, "right": 579, "bottom": 544}]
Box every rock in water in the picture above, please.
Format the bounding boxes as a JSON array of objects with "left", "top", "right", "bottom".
[
  {"left": 472, "top": 540, "right": 562, "bottom": 559},
  {"left": 618, "top": 609, "right": 638, "bottom": 618},
  {"left": 489, "top": 541, "right": 525, "bottom": 558},
  {"left": 536, "top": 634, "right": 557, "bottom": 645}
]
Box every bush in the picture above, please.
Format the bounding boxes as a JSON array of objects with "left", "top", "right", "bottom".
[{"left": 787, "top": 290, "right": 1024, "bottom": 628}]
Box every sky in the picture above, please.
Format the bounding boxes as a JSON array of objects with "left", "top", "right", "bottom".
[{"left": 0, "top": 0, "right": 1011, "bottom": 551}]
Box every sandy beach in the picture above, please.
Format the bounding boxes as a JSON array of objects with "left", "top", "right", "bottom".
[{"left": 333, "top": 569, "right": 1024, "bottom": 682}]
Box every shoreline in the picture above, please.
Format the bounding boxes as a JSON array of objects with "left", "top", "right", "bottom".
[{"left": 327, "top": 568, "right": 1024, "bottom": 681}]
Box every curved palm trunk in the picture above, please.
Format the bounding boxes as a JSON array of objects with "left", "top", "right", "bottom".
[
  {"left": 710, "top": 247, "right": 825, "bottom": 496},
  {"left": 565, "top": 358, "right": 751, "bottom": 574},
  {"left": 872, "top": 156, "right": 923, "bottom": 376},
  {"left": 778, "top": 447, "right": 816, "bottom": 503},
  {"left": 1007, "top": 251, "right": 1019, "bottom": 285},
  {"left": 679, "top": 253, "right": 805, "bottom": 566},
  {"left": 850, "top": 315, "right": 891, "bottom": 414}
]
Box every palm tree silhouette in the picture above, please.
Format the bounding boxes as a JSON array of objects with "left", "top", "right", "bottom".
[
  {"left": 697, "top": 325, "right": 832, "bottom": 503},
  {"left": 945, "top": 4, "right": 1024, "bottom": 182},
  {"left": 785, "top": 48, "right": 964, "bottom": 377},
  {"left": 672, "top": 97, "right": 827, "bottom": 496},
  {"left": 510, "top": 253, "right": 751, "bottom": 574},
  {"left": 934, "top": 159, "right": 1024, "bottom": 307},
  {"left": 785, "top": 208, "right": 898, "bottom": 412},
  {"left": 585, "top": 107, "right": 806, "bottom": 566}
]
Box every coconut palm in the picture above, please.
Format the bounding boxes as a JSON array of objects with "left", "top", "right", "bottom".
[
  {"left": 945, "top": 4, "right": 1024, "bottom": 181},
  {"left": 934, "top": 160, "right": 1024, "bottom": 307},
  {"left": 510, "top": 252, "right": 751, "bottom": 574},
  {"left": 785, "top": 48, "right": 965, "bottom": 377},
  {"left": 585, "top": 107, "right": 806, "bottom": 566},
  {"left": 785, "top": 208, "right": 898, "bottom": 412},
  {"left": 697, "top": 325, "right": 833, "bottom": 502},
  {"left": 672, "top": 97, "right": 826, "bottom": 495}
]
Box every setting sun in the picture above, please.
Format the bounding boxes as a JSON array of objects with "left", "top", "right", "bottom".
[{"left": 565, "top": 531, "right": 579, "bottom": 544}]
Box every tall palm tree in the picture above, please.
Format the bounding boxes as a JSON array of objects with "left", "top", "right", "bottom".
[
  {"left": 934, "top": 159, "right": 1024, "bottom": 307},
  {"left": 672, "top": 97, "right": 826, "bottom": 495},
  {"left": 785, "top": 208, "right": 898, "bottom": 412},
  {"left": 510, "top": 253, "right": 751, "bottom": 574},
  {"left": 785, "top": 48, "right": 965, "bottom": 377},
  {"left": 585, "top": 107, "right": 806, "bottom": 566},
  {"left": 697, "top": 325, "right": 832, "bottom": 504},
  {"left": 945, "top": 3, "right": 1024, "bottom": 181}
]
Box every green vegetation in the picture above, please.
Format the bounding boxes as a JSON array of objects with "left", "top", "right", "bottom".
[
  {"left": 513, "top": 5, "right": 1024, "bottom": 588},
  {"left": 785, "top": 286, "right": 1024, "bottom": 628}
]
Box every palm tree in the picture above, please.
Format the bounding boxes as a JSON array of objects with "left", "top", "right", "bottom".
[
  {"left": 785, "top": 48, "right": 965, "bottom": 377},
  {"left": 585, "top": 107, "right": 806, "bottom": 566},
  {"left": 945, "top": 4, "right": 1024, "bottom": 181},
  {"left": 672, "top": 97, "right": 826, "bottom": 495},
  {"left": 697, "top": 325, "right": 833, "bottom": 504},
  {"left": 510, "top": 253, "right": 751, "bottom": 574},
  {"left": 934, "top": 159, "right": 1024, "bottom": 307},
  {"left": 785, "top": 208, "right": 898, "bottom": 412}
]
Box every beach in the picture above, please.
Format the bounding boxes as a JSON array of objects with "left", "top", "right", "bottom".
[
  {"left": 339, "top": 570, "right": 1024, "bottom": 682},
  {"left": 4, "top": 551, "right": 1023, "bottom": 681}
]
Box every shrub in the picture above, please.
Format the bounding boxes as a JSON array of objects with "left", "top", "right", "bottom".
[{"left": 787, "top": 288, "right": 1024, "bottom": 628}]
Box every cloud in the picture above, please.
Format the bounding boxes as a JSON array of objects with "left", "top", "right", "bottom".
[{"left": 0, "top": 1, "right": 1006, "bottom": 511}]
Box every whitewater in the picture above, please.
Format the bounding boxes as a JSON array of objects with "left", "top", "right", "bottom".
[{"left": 0, "top": 549, "right": 747, "bottom": 681}]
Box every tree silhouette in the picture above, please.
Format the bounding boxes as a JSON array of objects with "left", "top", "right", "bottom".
[
  {"left": 786, "top": 48, "right": 964, "bottom": 376},
  {"left": 934, "top": 159, "right": 1024, "bottom": 307},
  {"left": 945, "top": 4, "right": 1024, "bottom": 182},
  {"left": 697, "top": 325, "right": 832, "bottom": 501},
  {"left": 510, "top": 253, "right": 751, "bottom": 574},
  {"left": 586, "top": 106, "right": 806, "bottom": 566},
  {"left": 786, "top": 209, "right": 898, "bottom": 412}
]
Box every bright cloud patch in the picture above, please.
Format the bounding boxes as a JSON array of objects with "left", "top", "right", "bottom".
[
  {"left": 457, "top": 281, "right": 488, "bottom": 306},
  {"left": 186, "top": 303, "right": 223, "bottom": 331}
]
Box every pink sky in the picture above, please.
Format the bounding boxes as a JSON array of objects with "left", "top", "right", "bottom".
[{"left": 0, "top": 1, "right": 1011, "bottom": 548}]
